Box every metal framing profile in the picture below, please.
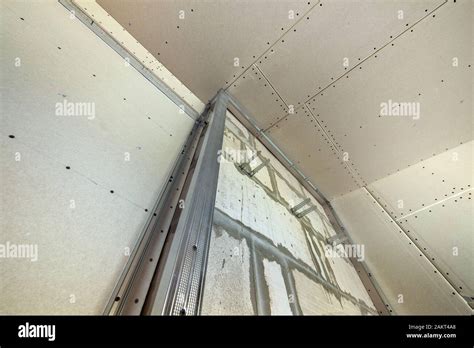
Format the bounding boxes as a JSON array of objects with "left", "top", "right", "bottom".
[
  {"left": 150, "top": 91, "right": 229, "bottom": 315},
  {"left": 59, "top": 0, "right": 389, "bottom": 315},
  {"left": 226, "top": 91, "right": 391, "bottom": 315},
  {"left": 150, "top": 89, "right": 389, "bottom": 315},
  {"left": 57, "top": 0, "right": 216, "bottom": 315}
]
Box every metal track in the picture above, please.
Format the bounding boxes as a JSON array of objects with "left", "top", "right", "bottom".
[
  {"left": 56, "top": 0, "right": 213, "bottom": 315},
  {"left": 149, "top": 91, "right": 229, "bottom": 315},
  {"left": 57, "top": 0, "right": 391, "bottom": 312},
  {"left": 225, "top": 90, "right": 391, "bottom": 315},
  {"left": 105, "top": 116, "right": 206, "bottom": 315},
  {"left": 146, "top": 89, "right": 390, "bottom": 315},
  {"left": 321, "top": 202, "right": 391, "bottom": 315},
  {"left": 61, "top": 0, "right": 440, "bottom": 316}
]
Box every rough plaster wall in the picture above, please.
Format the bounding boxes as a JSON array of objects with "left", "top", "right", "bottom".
[
  {"left": 262, "top": 259, "right": 292, "bottom": 315},
  {"left": 201, "top": 226, "right": 253, "bottom": 315},
  {"left": 293, "top": 270, "right": 363, "bottom": 315},
  {"left": 202, "top": 113, "right": 376, "bottom": 315},
  {"left": 0, "top": 0, "right": 194, "bottom": 314}
]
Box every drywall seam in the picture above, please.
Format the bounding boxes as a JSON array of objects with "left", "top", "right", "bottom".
[
  {"left": 206, "top": 113, "right": 378, "bottom": 314},
  {"left": 395, "top": 188, "right": 473, "bottom": 221},
  {"left": 364, "top": 187, "right": 469, "bottom": 308},
  {"left": 263, "top": 0, "right": 448, "bottom": 133},
  {"left": 224, "top": 0, "right": 321, "bottom": 91},
  {"left": 304, "top": 103, "right": 365, "bottom": 189},
  {"left": 223, "top": 93, "right": 383, "bottom": 312},
  {"left": 253, "top": 64, "right": 289, "bottom": 108}
]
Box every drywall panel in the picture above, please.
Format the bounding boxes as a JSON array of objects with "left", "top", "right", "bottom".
[
  {"left": 306, "top": 0, "right": 472, "bottom": 185},
  {"left": 98, "top": 0, "right": 314, "bottom": 102},
  {"left": 0, "top": 138, "right": 146, "bottom": 314},
  {"left": 257, "top": 0, "right": 444, "bottom": 106},
  {"left": 266, "top": 106, "right": 362, "bottom": 199},
  {"left": 93, "top": 0, "right": 470, "bottom": 205},
  {"left": 1, "top": 0, "right": 195, "bottom": 208},
  {"left": 365, "top": 141, "right": 473, "bottom": 298},
  {"left": 72, "top": 0, "right": 205, "bottom": 113},
  {"left": 228, "top": 66, "right": 288, "bottom": 130},
  {"left": 0, "top": 0, "right": 193, "bottom": 314},
  {"left": 332, "top": 188, "right": 472, "bottom": 314},
  {"left": 368, "top": 141, "right": 473, "bottom": 219},
  {"left": 204, "top": 114, "right": 376, "bottom": 315},
  {"left": 400, "top": 191, "right": 473, "bottom": 298}
]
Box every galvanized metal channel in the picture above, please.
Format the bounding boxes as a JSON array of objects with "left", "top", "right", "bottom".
[
  {"left": 212, "top": 208, "right": 377, "bottom": 314},
  {"left": 225, "top": 90, "right": 390, "bottom": 315},
  {"left": 54, "top": 0, "right": 391, "bottom": 313},
  {"left": 149, "top": 91, "right": 229, "bottom": 315},
  {"left": 107, "top": 116, "right": 206, "bottom": 315},
  {"left": 57, "top": 0, "right": 215, "bottom": 315},
  {"left": 227, "top": 92, "right": 328, "bottom": 208}
]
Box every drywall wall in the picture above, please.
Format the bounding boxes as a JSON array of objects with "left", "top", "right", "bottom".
[
  {"left": 0, "top": 0, "right": 195, "bottom": 314},
  {"left": 368, "top": 141, "right": 473, "bottom": 300},
  {"left": 96, "top": 0, "right": 472, "bottom": 202},
  {"left": 331, "top": 141, "right": 473, "bottom": 314},
  {"left": 327, "top": 1, "right": 473, "bottom": 314},
  {"left": 201, "top": 113, "right": 376, "bottom": 315},
  {"left": 71, "top": 0, "right": 205, "bottom": 114}
]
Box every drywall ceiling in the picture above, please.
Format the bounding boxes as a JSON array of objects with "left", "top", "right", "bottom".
[
  {"left": 96, "top": 0, "right": 473, "bottom": 201},
  {"left": 97, "top": 0, "right": 314, "bottom": 102}
]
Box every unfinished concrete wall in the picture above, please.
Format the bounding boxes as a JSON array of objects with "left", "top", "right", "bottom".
[
  {"left": 201, "top": 114, "right": 376, "bottom": 315},
  {"left": 0, "top": 0, "right": 195, "bottom": 314}
]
